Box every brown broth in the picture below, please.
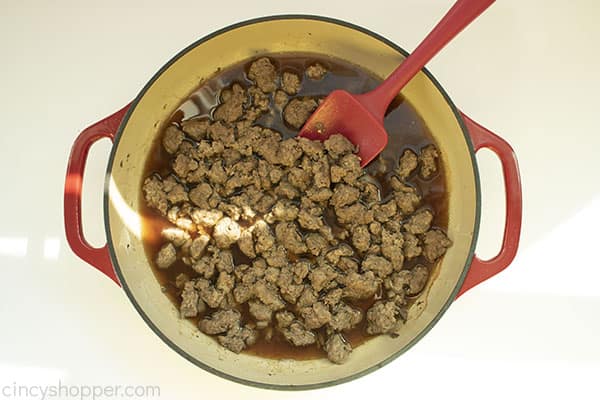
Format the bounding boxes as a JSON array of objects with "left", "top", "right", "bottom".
[{"left": 140, "top": 53, "right": 448, "bottom": 360}]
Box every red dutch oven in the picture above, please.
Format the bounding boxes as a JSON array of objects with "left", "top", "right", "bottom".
[{"left": 64, "top": 16, "right": 521, "bottom": 390}]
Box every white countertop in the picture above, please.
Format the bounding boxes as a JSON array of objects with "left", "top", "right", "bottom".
[{"left": 1, "top": 0, "right": 599, "bottom": 398}]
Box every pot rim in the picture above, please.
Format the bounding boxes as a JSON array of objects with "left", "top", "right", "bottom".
[{"left": 103, "top": 14, "right": 482, "bottom": 391}]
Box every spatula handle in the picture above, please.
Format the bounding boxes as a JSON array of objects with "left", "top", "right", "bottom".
[{"left": 361, "top": 0, "right": 495, "bottom": 117}]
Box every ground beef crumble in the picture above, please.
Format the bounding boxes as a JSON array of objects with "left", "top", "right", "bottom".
[{"left": 142, "top": 57, "right": 451, "bottom": 364}]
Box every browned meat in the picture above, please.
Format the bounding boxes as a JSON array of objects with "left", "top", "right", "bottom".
[
  {"left": 142, "top": 56, "right": 452, "bottom": 363},
  {"left": 199, "top": 309, "right": 241, "bottom": 335},
  {"left": 163, "top": 125, "right": 184, "bottom": 154},
  {"left": 366, "top": 301, "right": 401, "bottom": 335},
  {"left": 283, "top": 98, "right": 318, "bottom": 129},
  {"left": 237, "top": 230, "right": 256, "bottom": 258},
  {"left": 325, "top": 333, "right": 352, "bottom": 364},
  {"left": 275, "top": 222, "right": 307, "bottom": 254},
  {"left": 217, "top": 325, "right": 258, "bottom": 353},
  {"left": 351, "top": 225, "right": 371, "bottom": 252},
  {"left": 362, "top": 254, "right": 393, "bottom": 278},
  {"left": 340, "top": 271, "right": 379, "bottom": 299},
  {"left": 405, "top": 209, "right": 433, "bottom": 234},
  {"left": 143, "top": 176, "right": 168, "bottom": 215},
  {"left": 156, "top": 242, "right": 176, "bottom": 269},
  {"left": 305, "top": 233, "right": 328, "bottom": 256},
  {"left": 419, "top": 144, "right": 439, "bottom": 179},
  {"left": 248, "top": 57, "right": 277, "bottom": 93},
  {"left": 306, "top": 63, "right": 327, "bottom": 80},
  {"left": 397, "top": 149, "right": 418, "bottom": 179},
  {"left": 324, "top": 134, "right": 355, "bottom": 159},
  {"left": 181, "top": 118, "right": 209, "bottom": 140},
  {"left": 309, "top": 265, "right": 338, "bottom": 292},
  {"left": 330, "top": 184, "right": 360, "bottom": 208},
  {"left": 403, "top": 233, "right": 422, "bottom": 259},
  {"left": 282, "top": 321, "right": 316, "bottom": 346},
  {"left": 300, "top": 302, "right": 332, "bottom": 329},
  {"left": 189, "top": 235, "right": 210, "bottom": 259},
  {"left": 329, "top": 303, "right": 362, "bottom": 331},
  {"left": 281, "top": 71, "right": 301, "bottom": 94},
  {"left": 372, "top": 200, "right": 397, "bottom": 223},
  {"left": 381, "top": 228, "right": 404, "bottom": 270},
  {"left": 213, "top": 83, "right": 246, "bottom": 122},
  {"left": 213, "top": 217, "right": 241, "bottom": 249},
  {"left": 274, "top": 90, "right": 288, "bottom": 109},
  {"left": 180, "top": 281, "right": 200, "bottom": 318},
  {"left": 422, "top": 229, "right": 452, "bottom": 262}
]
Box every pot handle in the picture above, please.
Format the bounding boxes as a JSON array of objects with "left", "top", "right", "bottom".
[
  {"left": 64, "top": 105, "right": 130, "bottom": 286},
  {"left": 456, "top": 113, "right": 522, "bottom": 297}
]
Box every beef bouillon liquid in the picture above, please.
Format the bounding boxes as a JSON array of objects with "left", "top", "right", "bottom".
[{"left": 140, "top": 53, "right": 448, "bottom": 360}]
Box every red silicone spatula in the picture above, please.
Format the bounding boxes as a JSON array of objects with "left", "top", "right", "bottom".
[{"left": 299, "top": 0, "right": 495, "bottom": 166}]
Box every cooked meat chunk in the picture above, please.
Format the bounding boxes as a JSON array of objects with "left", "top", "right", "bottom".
[
  {"left": 283, "top": 98, "right": 318, "bottom": 129},
  {"left": 199, "top": 309, "right": 241, "bottom": 335},
  {"left": 312, "top": 158, "right": 331, "bottom": 188},
  {"left": 189, "top": 183, "right": 212, "bottom": 209},
  {"left": 325, "top": 244, "right": 353, "bottom": 265},
  {"left": 297, "top": 286, "right": 319, "bottom": 308},
  {"left": 281, "top": 71, "right": 301, "bottom": 94},
  {"left": 189, "top": 235, "right": 210, "bottom": 259},
  {"left": 276, "top": 311, "right": 295, "bottom": 328},
  {"left": 351, "top": 225, "right": 371, "bottom": 252},
  {"left": 163, "top": 125, "right": 184, "bottom": 154},
  {"left": 397, "top": 149, "right": 418, "bottom": 179},
  {"left": 324, "top": 134, "right": 355, "bottom": 159},
  {"left": 381, "top": 230, "right": 404, "bottom": 270},
  {"left": 181, "top": 118, "right": 209, "bottom": 140},
  {"left": 275, "top": 222, "right": 307, "bottom": 254},
  {"left": 394, "top": 188, "right": 421, "bottom": 215},
  {"left": 249, "top": 300, "right": 273, "bottom": 324},
  {"left": 248, "top": 57, "right": 277, "bottom": 93},
  {"left": 403, "top": 233, "right": 422, "bottom": 259},
  {"left": 253, "top": 221, "right": 276, "bottom": 254},
  {"left": 271, "top": 199, "right": 299, "bottom": 221},
  {"left": 340, "top": 271, "right": 379, "bottom": 299},
  {"left": 288, "top": 167, "right": 312, "bottom": 190},
  {"left": 237, "top": 230, "right": 256, "bottom": 258},
  {"left": 213, "top": 217, "right": 241, "bottom": 249},
  {"left": 166, "top": 184, "right": 188, "bottom": 204},
  {"left": 373, "top": 200, "right": 397, "bottom": 223},
  {"left": 161, "top": 227, "right": 190, "bottom": 247},
  {"left": 254, "top": 281, "right": 285, "bottom": 310},
  {"left": 190, "top": 208, "right": 223, "bottom": 227},
  {"left": 297, "top": 137, "right": 325, "bottom": 159},
  {"left": 419, "top": 144, "right": 439, "bottom": 179},
  {"left": 180, "top": 281, "right": 200, "bottom": 318},
  {"left": 274, "top": 90, "right": 288, "bottom": 109},
  {"left": 306, "top": 63, "right": 327, "bottom": 80},
  {"left": 336, "top": 203, "right": 373, "bottom": 225},
  {"left": 309, "top": 265, "right": 338, "bottom": 292},
  {"left": 330, "top": 184, "right": 360, "bottom": 208},
  {"left": 405, "top": 209, "right": 433, "bottom": 234},
  {"left": 156, "top": 243, "right": 176, "bottom": 269},
  {"left": 300, "top": 302, "right": 331, "bottom": 329},
  {"left": 305, "top": 233, "right": 328, "bottom": 256},
  {"left": 172, "top": 153, "right": 198, "bottom": 180},
  {"left": 325, "top": 333, "right": 352, "bottom": 364},
  {"left": 329, "top": 303, "right": 362, "bottom": 331},
  {"left": 297, "top": 209, "right": 322, "bottom": 231},
  {"left": 362, "top": 254, "right": 393, "bottom": 278},
  {"left": 143, "top": 176, "right": 168, "bottom": 215},
  {"left": 213, "top": 83, "right": 246, "bottom": 122},
  {"left": 282, "top": 321, "right": 316, "bottom": 346},
  {"left": 366, "top": 301, "right": 401, "bottom": 335},
  {"left": 422, "top": 229, "right": 452, "bottom": 262},
  {"left": 218, "top": 325, "right": 258, "bottom": 353}
]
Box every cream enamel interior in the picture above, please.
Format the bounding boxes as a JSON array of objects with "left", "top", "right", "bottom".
[{"left": 106, "top": 18, "right": 478, "bottom": 388}]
